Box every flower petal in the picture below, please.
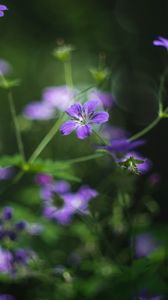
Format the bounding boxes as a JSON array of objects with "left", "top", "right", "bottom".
[
  {"left": 60, "top": 120, "right": 77, "bottom": 136},
  {"left": 76, "top": 125, "right": 92, "bottom": 139},
  {"left": 91, "top": 111, "right": 109, "bottom": 124},
  {"left": 66, "top": 102, "right": 83, "bottom": 118},
  {"left": 83, "top": 99, "right": 98, "bottom": 114}
]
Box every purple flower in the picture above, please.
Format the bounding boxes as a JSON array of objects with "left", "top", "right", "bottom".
[
  {"left": 153, "top": 36, "right": 168, "bottom": 50},
  {"left": 26, "top": 223, "right": 43, "bottom": 235},
  {"left": 101, "top": 125, "right": 129, "bottom": 141},
  {"left": 60, "top": 100, "right": 109, "bottom": 139},
  {"left": 42, "top": 182, "right": 97, "bottom": 224},
  {"left": 23, "top": 101, "right": 55, "bottom": 120},
  {"left": 43, "top": 85, "right": 76, "bottom": 111},
  {"left": 0, "top": 59, "right": 11, "bottom": 75},
  {"left": 3, "top": 207, "right": 13, "bottom": 220},
  {"left": 35, "top": 173, "right": 53, "bottom": 186},
  {"left": 0, "top": 5, "right": 8, "bottom": 17},
  {"left": 119, "top": 152, "right": 151, "bottom": 174},
  {"left": 0, "top": 167, "right": 14, "bottom": 180},
  {"left": 88, "top": 89, "right": 114, "bottom": 109},
  {"left": 63, "top": 186, "right": 98, "bottom": 215},
  {"left": 0, "top": 207, "right": 27, "bottom": 242},
  {"left": 41, "top": 180, "right": 71, "bottom": 202},
  {"left": 15, "top": 248, "right": 36, "bottom": 265},
  {"left": 0, "top": 248, "right": 13, "bottom": 273},
  {"left": 135, "top": 233, "right": 158, "bottom": 257},
  {"left": 105, "top": 139, "right": 145, "bottom": 155},
  {"left": 0, "top": 295, "right": 15, "bottom": 300}
]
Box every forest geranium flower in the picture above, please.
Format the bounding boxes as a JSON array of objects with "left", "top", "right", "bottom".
[
  {"left": 23, "top": 101, "right": 55, "bottom": 120},
  {"left": 60, "top": 100, "right": 109, "bottom": 139},
  {"left": 43, "top": 85, "right": 76, "bottom": 111},
  {"left": 42, "top": 181, "right": 97, "bottom": 224},
  {"left": 0, "top": 5, "right": 8, "bottom": 17},
  {"left": 153, "top": 36, "right": 168, "bottom": 50},
  {"left": 118, "top": 152, "right": 151, "bottom": 174},
  {"left": 104, "top": 139, "right": 145, "bottom": 155}
]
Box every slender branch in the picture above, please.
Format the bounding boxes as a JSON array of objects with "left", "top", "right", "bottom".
[
  {"left": 129, "top": 115, "right": 160, "bottom": 142},
  {"left": 8, "top": 91, "right": 25, "bottom": 161},
  {"left": 64, "top": 60, "right": 73, "bottom": 88},
  {"left": 63, "top": 152, "right": 105, "bottom": 164},
  {"left": 28, "top": 113, "right": 65, "bottom": 163}
]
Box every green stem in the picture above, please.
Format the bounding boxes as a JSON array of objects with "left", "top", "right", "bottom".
[
  {"left": 64, "top": 60, "right": 73, "bottom": 88},
  {"left": 8, "top": 91, "right": 25, "bottom": 161},
  {"left": 63, "top": 152, "right": 105, "bottom": 164},
  {"left": 129, "top": 115, "right": 160, "bottom": 142},
  {"left": 28, "top": 113, "right": 65, "bottom": 163},
  {"left": 93, "top": 129, "right": 107, "bottom": 145}
]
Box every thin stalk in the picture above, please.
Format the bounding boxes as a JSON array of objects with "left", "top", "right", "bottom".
[
  {"left": 28, "top": 113, "right": 65, "bottom": 163},
  {"left": 129, "top": 115, "right": 160, "bottom": 142},
  {"left": 93, "top": 129, "right": 108, "bottom": 145},
  {"left": 63, "top": 152, "right": 105, "bottom": 164},
  {"left": 8, "top": 91, "right": 25, "bottom": 161},
  {"left": 64, "top": 60, "right": 73, "bottom": 88}
]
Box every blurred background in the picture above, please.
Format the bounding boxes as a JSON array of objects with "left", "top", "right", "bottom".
[{"left": 0, "top": 0, "right": 168, "bottom": 298}]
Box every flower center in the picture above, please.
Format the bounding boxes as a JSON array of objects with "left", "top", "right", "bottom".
[{"left": 53, "top": 194, "right": 64, "bottom": 208}]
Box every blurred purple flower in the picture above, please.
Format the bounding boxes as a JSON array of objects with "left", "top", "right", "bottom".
[
  {"left": 135, "top": 233, "right": 158, "bottom": 257},
  {"left": 88, "top": 89, "right": 114, "bottom": 109},
  {"left": 0, "top": 5, "right": 8, "bottom": 17},
  {"left": 60, "top": 100, "right": 109, "bottom": 139},
  {"left": 0, "top": 59, "right": 11, "bottom": 75},
  {"left": 63, "top": 185, "right": 98, "bottom": 215},
  {"left": 3, "top": 207, "right": 13, "bottom": 220},
  {"left": 41, "top": 180, "right": 71, "bottom": 203},
  {"left": 0, "top": 248, "right": 13, "bottom": 273},
  {"left": 23, "top": 101, "right": 55, "bottom": 120},
  {"left": 15, "top": 248, "right": 36, "bottom": 265},
  {"left": 35, "top": 173, "right": 53, "bottom": 186},
  {"left": 0, "top": 295, "right": 15, "bottom": 300},
  {"left": 153, "top": 36, "right": 168, "bottom": 50},
  {"left": 0, "top": 207, "right": 26, "bottom": 242},
  {"left": 26, "top": 223, "right": 43, "bottom": 235},
  {"left": 0, "top": 167, "right": 14, "bottom": 181},
  {"left": 42, "top": 182, "right": 97, "bottom": 224},
  {"left": 43, "top": 85, "right": 76, "bottom": 111},
  {"left": 101, "top": 125, "right": 129, "bottom": 141},
  {"left": 105, "top": 139, "right": 145, "bottom": 155}
]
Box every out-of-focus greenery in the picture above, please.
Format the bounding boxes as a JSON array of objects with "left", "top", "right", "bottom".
[{"left": 0, "top": 0, "right": 168, "bottom": 299}]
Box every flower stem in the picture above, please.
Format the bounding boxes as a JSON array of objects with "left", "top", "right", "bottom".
[
  {"left": 63, "top": 152, "right": 105, "bottom": 164},
  {"left": 8, "top": 91, "right": 26, "bottom": 161},
  {"left": 64, "top": 60, "right": 73, "bottom": 88},
  {"left": 129, "top": 115, "right": 160, "bottom": 141},
  {"left": 28, "top": 113, "right": 65, "bottom": 163}
]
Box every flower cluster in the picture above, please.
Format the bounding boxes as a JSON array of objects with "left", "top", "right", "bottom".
[{"left": 36, "top": 174, "right": 98, "bottom": 224}]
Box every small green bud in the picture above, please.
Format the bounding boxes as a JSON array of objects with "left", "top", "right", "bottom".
[
  {"left": 0, "top": 78, "right": 20, "bottom": 89},
  {"left": 119, "top": 156, "right": 144, "bottom": 175},
  {"left": 89, "top": 67, "right": 110, "bottom": 84},
  {"left": 53, "top": 44, "right": 74, "bottom": 62}
]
